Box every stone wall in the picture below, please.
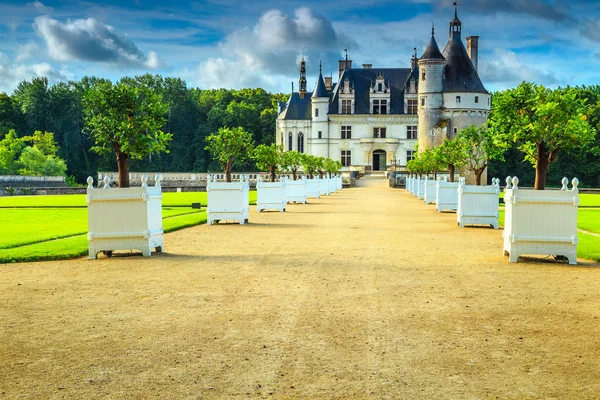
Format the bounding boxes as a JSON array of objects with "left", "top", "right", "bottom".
[{"left": 0, "top": 175, "right": 67, "bottom": 188}]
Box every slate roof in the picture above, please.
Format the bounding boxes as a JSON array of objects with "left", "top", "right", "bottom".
[
  {"left": 312, "top": 72, "right": 329, "bottom": 98},
  {"left": 442, "top": 34, "right": 487, "bottom": 93},
  {"left": 329, "top": 68, "right": 412, "bottom": 115},
  {"left": 279, "top": 92, "right": 312, "bottom": 120},
  {"left": 420, "top": 35, "right": 445, "bottom": 60}
]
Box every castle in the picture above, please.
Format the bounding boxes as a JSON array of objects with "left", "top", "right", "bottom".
[{"left": 276, "top": 7, "right": 490, "bottom": 178}]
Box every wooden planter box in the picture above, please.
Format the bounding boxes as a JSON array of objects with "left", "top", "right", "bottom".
[
  {"left": 319, "top": 177, "right": 330, "bottom": 196},
  {"left": 417, "top": 179, "right": 425, "bottom": 200},
  {"left": 336, "top": 176, "right": 343, "bottom": 191},
  {"left": 457, "top": 178, "right": 500, "bottom": 229},
  {"left": 87, "top": 175, "right": 163, "bottom": 259},
  {"left": 328, "top": 177, "right": 337, "bottom": 194},
  {"left": 424, "top": 178, "right": 437, "bottom": 205},
  {"left": 286, "top": 177, "right": 307, "bottom": 204},
  {"left": 436, "top": 179, "right": 459, "bottom": 212},
  {"left": 207, "top": 175, "right": 249, "bottom": 224},
  {"left": 256, "top": 177, "right": 286, "bottom": 212},
  {"left": 411, "top": 178, "right": 418, "bottom": 196},
  {"left": 306, "top": 178, "right": 320, "bottom": 199},
  {"left": 503, "top": 177, "right": 579, "bottom": 265}
]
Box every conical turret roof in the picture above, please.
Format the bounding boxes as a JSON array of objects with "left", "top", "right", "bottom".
[
  {"left": 313, "top": 72, "right": 328, "bottom": 98},
  {"left": 420, "top": 33, "right": 445, "bottom": 60}
]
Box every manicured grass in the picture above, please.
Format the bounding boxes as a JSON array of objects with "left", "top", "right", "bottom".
[
  {"left": 0, "top": 208, "right": 88, "bottom": 249},
  {"left": 0, "top": 210, "right": 208, "bottom": 263},
  {"left": 0, "top": 191, "right": 257, "bottom": 208},
  {"left": 578, "top": 209, "right": 600, "bottom": 234},
  {"left": 579, "top": 194, "right": 600, "bottom": 208},
  {"left": 578, "top": 233, "right": 600, "bottom": 263}
]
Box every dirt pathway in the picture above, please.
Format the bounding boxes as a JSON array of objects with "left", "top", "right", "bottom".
[{"left": 1, "top": 177, "right": 600, "bottom": 399}]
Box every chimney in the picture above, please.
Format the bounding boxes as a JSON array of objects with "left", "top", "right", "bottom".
[
  {"left": 466, "top": 36, "right": 479, "bottom": 71},
  {"left": 338, "top": 59, "right": 352, "bottom": 79},
  {"left": 324, "top": 76, "right": 332, "bottom": 90},
  {"left": 362, "top": 64, "right": 372, "bottom": 69}
]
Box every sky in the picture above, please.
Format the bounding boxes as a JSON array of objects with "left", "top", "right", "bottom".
[{"left": 0, "top": 0, "right": 599, "bottom": 95}]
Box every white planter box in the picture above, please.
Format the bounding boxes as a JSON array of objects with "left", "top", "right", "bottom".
[
  {"left": 503, "top": 177, "right": 579, "bottom": 265},
  {"left": 336, "top": 176, "right": 343, "bottom": 191},
  {"left": 286, "top": 177, "right": 307, "bottom": 204},
  {"left": 436, "top": 179, "right": 459, "bottom": 212},
  {"left": 328, "top": 177, "right": 337, "bottom": 193},
  {"left": 457, "top": 178, "right": 500, "bottom": 229},
  {"left": 424, "top": 178, "right": 437, "bottom": 204},
  {"left": 86, "top": 175, "right": 163, "bottom": 259},
  {"left": 406, "top": 177, "right": 412, "bottom": 192},
  {"left": 256, "top": 177, "right": 286, "bottom": 212},
  {"left": 417, "top": 179, "right": 425, "bottom": 200},
  {"left": 207, "top": 175, "right": 249, "bottom": 224},
  {"left": 319, "top": 177, "right": 330, "bottom": 196},
  {"left": 306, "top": 178, "right": 320, "bottom": 198}
]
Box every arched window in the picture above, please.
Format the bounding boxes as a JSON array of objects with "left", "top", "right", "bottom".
[
  {"left": 298, "top": 132, "right": 304, "bottom": 153},
  {"left": 288, "top": 132, "right": 293, "bottom": 151}
]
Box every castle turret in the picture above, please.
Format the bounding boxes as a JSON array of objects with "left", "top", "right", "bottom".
[
  {"left": 311, "top": 61, "right": 330, "bottom": 157},
  {"left": 417, "top": 25, "right": 446, "bottom": 151}
]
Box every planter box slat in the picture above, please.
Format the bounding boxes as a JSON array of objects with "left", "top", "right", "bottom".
[
  {"left": 257, "top": 177, "right": 286, "bottom": 212},
  {"left": 207, "top": 175, "right": 250, "bottom": 224},
  {"left": 457, "top": 178, "right": 500, "bottom": 229},
  {"left": 286, "top": 178, "right": 307, "bottom": 204}
]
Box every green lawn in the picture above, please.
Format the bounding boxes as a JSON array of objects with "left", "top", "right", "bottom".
[{"left": 0, "top": 189, "right": 258, "bottom": 263}]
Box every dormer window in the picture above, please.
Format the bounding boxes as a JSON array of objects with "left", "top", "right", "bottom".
[
  {"left": 372, "top": 99, "right": 387, "bottom": 114},
  {"left": 378, "top": 83, "right": 383, "bottom": 92},
  {"left": 456, "top": 96, "right": 461, "bottom": 103}
]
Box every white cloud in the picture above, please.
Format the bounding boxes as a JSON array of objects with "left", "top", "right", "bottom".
[
  {"left": 33, "top": 16, "right": 165, "bottom": 70},
  {"left": 29, "top": 1, "right": 53, "bottom": 14},
  {"left": 15, "top": 42, "right": 39, "bottom": 62},
  {"left": 0, "top": 53, "right": 70, "bottom": 94},
  {"left": 189, "top": 7, "right": 354, "bottom": 90},
  {"left": 479, "top": 48, "right": 563, "bottom": 90}
]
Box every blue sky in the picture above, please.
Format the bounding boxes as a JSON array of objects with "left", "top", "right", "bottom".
[{"left": 0, "top": 0, "right": 599, "bottom": 94}]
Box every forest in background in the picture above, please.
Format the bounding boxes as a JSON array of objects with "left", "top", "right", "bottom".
[{"left": 0, "top": 74, "right": 599, "bottom": 187}]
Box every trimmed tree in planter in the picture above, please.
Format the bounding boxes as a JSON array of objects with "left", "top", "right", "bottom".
[
  {"left": 83, "top": 81, "right": 170, "bottom": 188},
  {"left": 205, "top": 126, "right": 254, "bottom": 183},
  {"left": 205, "top": 126, "right": 254, "bottom": 224},
  {"left": 456, "top": 125, "right": 507, "bottom": 185},
  {"left": 281, "top": 150, "right": 303, "bottom": 181},
  {"left": 301, "top": 154, "right": 319, "bottom": 179},
  {"left": 253, "top": 143, "right": 286, "bottom": 212},
  {"left": 83, "top": 81, "right": 169, "bottom": 258},
  {"left": 491, "top": 82, "right": 594, "bottom": 189}
]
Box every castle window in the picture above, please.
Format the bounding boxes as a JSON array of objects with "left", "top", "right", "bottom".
[
  {"left": 341, "top": 99, "right": 352, "bottom": 114},
  {"left": 407, "top": 150, "right": 415, "bottom": 162},
  {"left": 422, "top": 71, "right": 426, "bottom": 81},
  {"left": 318, "top": 131, "right": 322, "bottom": 139},
  {"left": 453, "top": 127, "right": 458, "bottom": 135},
  {"left": 456, "top": 96, "right": 461, "bottom": 103},
  {"left": 407, "top": 99, "right": 418, "bottom": 114},
  {"left": 288, "top": 132, "right": 293, "bottom": 151},
  {"left": 341, "top": 150, "right": 351, "bottom": 167},
  {"left": 421, "top": 98, "right": 425, "bottom": 107},
  {"left": 341, "top": 126, "right": 352, "bottom": 139},
  {"left": 407, "top": 125, "right": 418, "bottom": 140},
  {"left": 475, "top": 96, "right": 479, "bottom": 104},
  {"left": 431, "top": 129, "right": 435, "bottom": 136},
  {"left": 373, "top": 99, "right": 387, "bottom": 114},
  {"left": 374, "top": 127, "right": 387, "bottom": 138},
  {"left": 378, "top": 83, "right": 383, "bottom": 92},
  {"left": 315, "top": 108, "right": 319, "bottom": 117},
  {"left": 298, "top": 132, "right": 304, "bottom": 153}
]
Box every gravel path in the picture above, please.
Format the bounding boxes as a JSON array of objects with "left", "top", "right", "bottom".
[{"left": 1, "top": 177, "right": 600, "bottom": 399}]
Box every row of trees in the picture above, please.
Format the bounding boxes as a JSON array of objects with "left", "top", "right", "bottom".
[
  {"left": 0, "top": 75, "right": 286, "bottom": 183},
  {"left": 409, "top": 82, "right": 596, "bottom": 190},
  {"left": 206, "top": 127, "right": 341, "bottom": 184}
]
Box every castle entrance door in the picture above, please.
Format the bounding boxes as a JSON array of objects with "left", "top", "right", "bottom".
[{"left": 372, "top": 150, "right": 387, "bottom": 171}]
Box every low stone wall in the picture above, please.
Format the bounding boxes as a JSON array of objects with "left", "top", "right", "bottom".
[{"left": 0, "top": 175, "right": 67, "bottom": 188}]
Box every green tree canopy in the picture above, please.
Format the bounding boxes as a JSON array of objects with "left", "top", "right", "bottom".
[
  {"left": 280, "top": 151, "right": 304, "bottom": 180},
  {"left": 252, "top": 143, "right": 282, "bottom": 182},
  {"left": 83, "top": 81, "right": 170, "bottom": 187},
  {"left": 490, "top": 82, "right": 595, "bottom": 189},
  {"left": 436, "top": 138, "right": 467, "bottom": 182},
  {"left": 205, "top": 126, "right": 254, "bottom": 182},
  {"left": 457, "top": 125, "right": 507, "bottom": 185}
]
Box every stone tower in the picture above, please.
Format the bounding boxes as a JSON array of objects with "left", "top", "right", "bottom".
[
  {"left": 299, "top": 57, "right": 307, "bottom": 99},
  {"left": 311, "top": 61, "right": 330, "bottom": 157},
  {"left": 417, "top": 25, "right": 446, "bottom": 151}
]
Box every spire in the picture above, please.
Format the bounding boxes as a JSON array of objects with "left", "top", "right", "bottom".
[
  {"left": 449, "top": 1, "right": 462, "bottom": 39},
  {"left": 420, "top": 26, "right": 445, "bottom": 60},
  {"left": 299, "top": 57, "right": 307, "bottom": 99},
  {"left": 313, "top": 60, "right": 328, "bottom": 98}
]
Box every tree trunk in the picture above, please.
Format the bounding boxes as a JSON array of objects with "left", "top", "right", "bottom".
[
  {"left": 225, "top": 159, "right": 232, "bottom": 183},
  {"left": 319, "top": 172, "right": 323, "bottom": 179},
  {"left": 434, "top": 171, "right": 437, "bottom": 180},
  {"left": 116, "top": 150, "right": 129, "bottom": 188},
  {"left": 448, "top": 164, "right": 455, "bottom": 182},
  {"left": 269, "top": 165, "right": 276, "bottom": 182},
  {"left": 534, "top": 142, "right": 551, "bottom": 190},
  {"left": 292, "top": 170, "right": 297, "bottom": 181},
  {"left": 474, "top": 165, "right": 486, "bottom": 186}
]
